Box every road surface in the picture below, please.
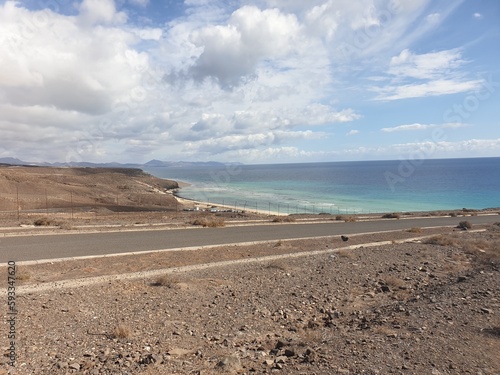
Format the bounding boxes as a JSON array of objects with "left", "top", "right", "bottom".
[{"left": 1, "top": 215, "right": 498, "bottom": 262}]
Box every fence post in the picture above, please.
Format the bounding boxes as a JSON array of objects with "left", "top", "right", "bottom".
[{"left": 16, "top": 184, "right": 20, "bottom": 221}]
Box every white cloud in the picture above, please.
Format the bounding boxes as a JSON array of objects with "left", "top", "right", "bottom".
[
  {"left": 374, "top": 79, "right": 484, "bottom": 100},
  {"left": 347, "top": 130, "right": 360, "bottom": 136},
  {"left": 373, "top": 48, "right": 484, "bottom": 100},
  {"left": 188, "top": 5, "right": 301, "bottom": 87},
  {"left": 381, "top": 122, "right": 467, "bottom": 132},
  {"left": 78, "top": 0, "right": 127, "bottom": 26},
  {"left": 389, "top": 49, "right": 465, "bottom": 80},
  {"left": 0, "top": 0, "right": 494, "bottom": 164}
]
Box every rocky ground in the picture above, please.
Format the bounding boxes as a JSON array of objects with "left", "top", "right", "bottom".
[{"left": 1, "top": 224, "right": 498, "bottom": 375}]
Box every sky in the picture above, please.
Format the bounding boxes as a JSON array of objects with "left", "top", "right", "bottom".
[{"left": 0, "top": 0, "right": 499, "bottom": 164}]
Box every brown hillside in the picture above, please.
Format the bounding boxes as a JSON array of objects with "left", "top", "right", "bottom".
[{"left": 0, "top": 166, "right": 179, "bottom": 214}]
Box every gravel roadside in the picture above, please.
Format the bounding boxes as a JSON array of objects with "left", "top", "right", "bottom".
[{"left": 0, "top": 225, "right": 498, "bottom": 374}]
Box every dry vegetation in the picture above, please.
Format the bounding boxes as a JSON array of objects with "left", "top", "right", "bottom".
[
  {"left": 381, "top": 212, "right": 401, "bottom": 219},
  {"left": 335, "top": 215, "right": 357, "bottom": 222},
  {"left": 189, "top": 216, "right": 225, "bottom": 227},
  {"left": 271, "top": 215, "right": 296, "bottom": 223},
  {"left": 425, "top": 225, "right": 500, "bottom": 266},
  {"left": 113, "top": 324, "right": 133, "bottom": 339}
]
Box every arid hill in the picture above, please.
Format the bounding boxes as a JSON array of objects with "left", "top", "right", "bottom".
[{"left": 0, "top": 165, "right": 179, "bottom": 214}]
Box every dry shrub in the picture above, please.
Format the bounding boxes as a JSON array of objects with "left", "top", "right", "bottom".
[
  {"left": 272, "top": 216, "right": 296, "bottom": 223},
  {"left": 336, "top": 248, "right": 354, "bottom": 259},
  {"left": 457, "top": 221, "right": 472, "bottom": 230},
  {"left": 33, "top": 217, "right": 73, "bottom": 229},
  {"left": 335, "top": 215, "right": 357, "bottom": 222},
  {"left": 463, "top": 239, "right": 500, "bottom": 265},
  {"left": 407, "top": 227, "right": 422, "bottom": 233},
  {"left": 16, "top": 272, "right": 31, "bottom": 282},
  {"left": 266, "top": 261, "right": 289, "bottom": 272},
  {"left": 190, "top": 217, "right": 225, "bottom": 227},
  {"left": 382, "top": 212, "right": 401, "bottom": 219},
  {"left": 113, "top": 324, "right": 132, "bottom": 339},
  {"left": 425, "top": 229, "right": 500, "bottom": 266},
  {"left": 33, "top": 217, "right": 56, "bottom": 226},
  {"left": 152, "top": 274, "right": 181, "bottom": 288},
  {"left": 58, "top": 221, "right": 73, "bottom": 230},
  {"left": 424, "top": 235, "right": 458, "bottom": 247},
  {"left": 343, "top": 216, "right": 357, "bottom": 222}
]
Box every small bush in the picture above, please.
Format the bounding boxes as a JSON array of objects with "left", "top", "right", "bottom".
[
  {"left": 113, "top": 324, "right": 132, "bottom": 339},
  {"left": 424, "top": 235, "right": 458, "bottom": 247},
  {"left": 449, "top": 212, "right": 458, "bottom": 217},
  {"left": 382, "top": 213, "right": 401, "bottom": 219},
  {"left": 34, "top": 217, "right": 55, "bottom": 226},
  {"left": 457, "top": 221, "right": 472, "bottom": 230},
  {"left": 272, "top": 216, "right": 296, "bottom": 223},
  {"left": 190, "top": 217, "right": 225, "bottom": 227},
  {"left": 344, "top": 216, "right": 357, "bottom": 222},
  {"left": 152, "top": 274, "right": 181, "bottom": 288},
  {"left": 336, "top": 248, "right": 355, "bottom": 259},
  {"left": 17, "top": 273, "right": 31, "bottom": 282},
  {"left": 407, "top": 227, "right": 422, "bottom": 233},
  {"left": 266, "top": 261, "right": 289, "bottom": 271},
  {"left": 58, "top": 221, "right": 73, "bottom": 230}
]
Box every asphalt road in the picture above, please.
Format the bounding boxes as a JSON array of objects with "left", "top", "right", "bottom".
[{"left": 1, "top": 215, "right": 498, "bottom": 262}]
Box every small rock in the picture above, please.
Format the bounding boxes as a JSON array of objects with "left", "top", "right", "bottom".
[
  {"left": 167, "top": 348, "right": 191, "bottom": 356},
  {"left": 216, "top": 356, "right": 241, "bottom": 372},
  {"left": 275, "top": 340, "right": 286, "bottom": 349},
  {"left": 68, "top": 363, "right": 80, "bottom": 370},
  {"left": 275, "top": 356, "right": 287, "bottom": 364},
  {"left": 57, "top": 362, "right": 68, "bottom": 369},
  {"left": 480, "top": 308, "right": 493, "bottom": 314}
]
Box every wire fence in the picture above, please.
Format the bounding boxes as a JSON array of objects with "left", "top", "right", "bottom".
[
  {"left": 0, "top": 188, "right": 367, "bottom": 225},
  {"left": 0, "top": 189, "right": 180, "bottom": 223}
]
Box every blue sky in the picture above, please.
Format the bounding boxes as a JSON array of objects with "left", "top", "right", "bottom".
[{"left": 0, "top": 0, "right": 499, "bottom": 164}]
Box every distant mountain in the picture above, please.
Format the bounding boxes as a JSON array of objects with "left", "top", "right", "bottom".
[
  {"left": 0, "top": 157, "right": 32, "bottom": 166},
  {"left": 0, "top": 157, "right": 241, "bottom": 169},
  {"left": 143, "top": 160, "right": 234, "bottom": 168}
]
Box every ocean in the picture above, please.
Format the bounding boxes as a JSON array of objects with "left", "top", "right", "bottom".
[{"left": 144, "top": 157, "right": 500, "bottom": 214}]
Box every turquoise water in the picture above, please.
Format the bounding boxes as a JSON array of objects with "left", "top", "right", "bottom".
[{"left": 145, "top": 157, "right": 500, "bottom": 214}]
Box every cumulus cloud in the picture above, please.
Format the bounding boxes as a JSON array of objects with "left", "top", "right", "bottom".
[
  {"left": 78, "top": 0, "right": 127, "bottom": 25},
  {"left": 188, "top": 6, "right": 301, "bottom": 87}
]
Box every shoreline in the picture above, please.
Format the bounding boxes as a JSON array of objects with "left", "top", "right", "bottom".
[
  {"left": 173, "top": 191, "right": 285, "bottom": 216},
  {"left": 170, "top": 179, "right": 499, "bottom": 218}
]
